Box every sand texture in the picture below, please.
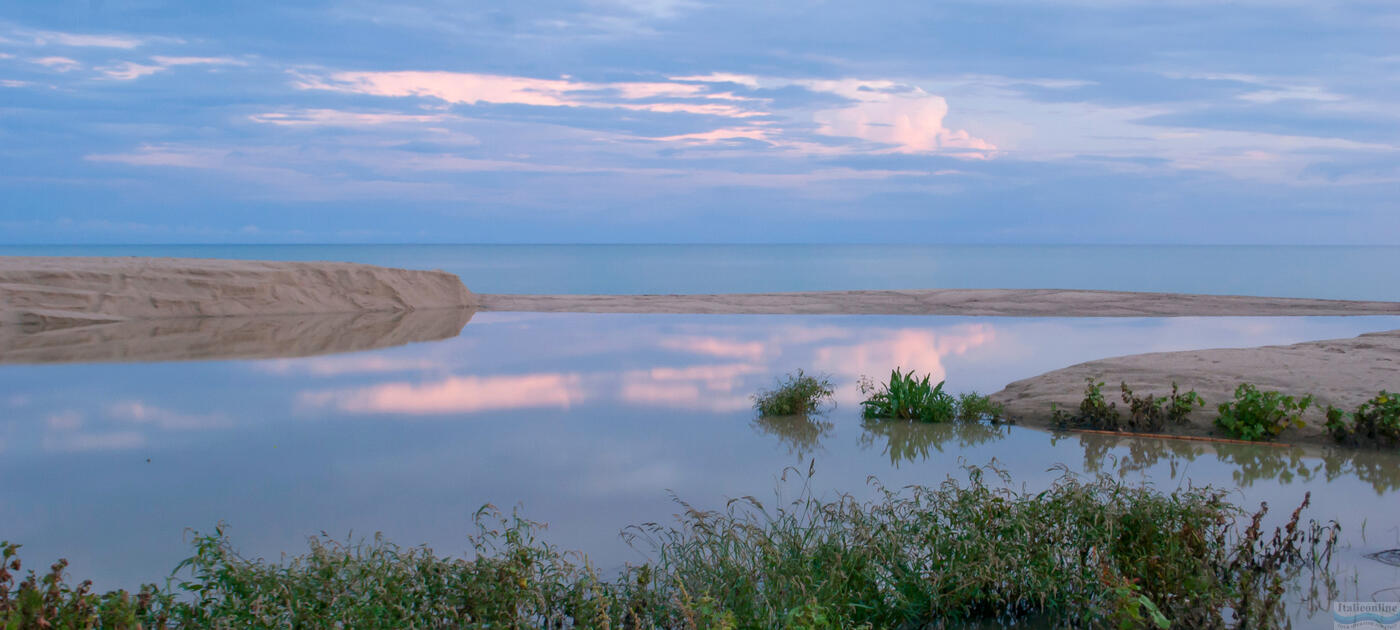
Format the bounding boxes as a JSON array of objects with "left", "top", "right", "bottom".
[
  {"left": 0, "top": 257, "right": 474, "bottom": 328},
  {"left": 0, "top": 308, "right": 474, "bottom": 364},
  {"left": 992, "top": 329, "right": 1400, "bottom": 445},
  {"left": 477, "top": 289, "right": 1400, "bottom": 317}
]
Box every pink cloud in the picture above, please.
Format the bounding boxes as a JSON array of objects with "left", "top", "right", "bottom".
[
  {"left": 300, "top": 373, "right": 585, "bottom": 415},
  {"left": 658, "top": 335, "right": 766, "bottom": 360},
  {"left": 804, "top": 80, "right": 996, "bottom": 157}
]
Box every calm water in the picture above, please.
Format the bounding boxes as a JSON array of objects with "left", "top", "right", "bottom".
[
  {"left": 2, "top": 245, "right": 1399, "bottom": 627},
  {"left": 3, "top": 311, "right": 1400, "bottom": 627},
  {"left": 2, "top": 243, "right": 1398, "bottom": 299}
]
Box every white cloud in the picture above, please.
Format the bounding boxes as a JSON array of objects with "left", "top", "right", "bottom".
[
  {"left": 31, "top": 30, "right": 145, "bottom": 49},
  {"left": 30, "top": 56, "right": 81, "bottom": 72},
  {"left": 106, "top": 401, "right": 229, "bottom": 430}
]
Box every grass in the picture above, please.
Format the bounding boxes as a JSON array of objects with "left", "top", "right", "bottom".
[
  {"left": 3, "top": 467, "right": 1339, "bottom": 629},
  {"left": 752, "top": 369, "right": 835, "bottom": 417},
  {"left": 1215, "top": 383, "right": 1314, "bottom": 442}
]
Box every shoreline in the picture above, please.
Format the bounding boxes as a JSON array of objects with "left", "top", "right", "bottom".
[{"left": 475, "top": 289, "right": 1400, "bottom": 317}]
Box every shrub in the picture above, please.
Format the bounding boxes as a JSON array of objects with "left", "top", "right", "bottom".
[
  {"left": 2, "top": 469, "right": 1340, "bottom": 629},
  {"left": 1215, "top": 383, "right": 1313, "bottom": 441},
  {"left": 1121, "top": 382, "right": 1205, "bottom": 432},
  {"left": 1052, "top": 379, "right": 1119, "bottom": 429},
  {"left": 752, "top": 370, "right": 835, "bottom": 417},
  {"left": 956, "top": 391, "right": 1006, "bottom": 423},
  {"left": 858, "top": 368, "right": 956, "bottom": 422},
  {"left": 1325, "top": 391, "right": 1400, "bottom": 447}
]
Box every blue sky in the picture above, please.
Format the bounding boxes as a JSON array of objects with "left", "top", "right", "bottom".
[{"left": 1, "top": 1, "right": 1397, "bottom": 244}]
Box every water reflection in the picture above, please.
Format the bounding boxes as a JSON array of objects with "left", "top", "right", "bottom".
[
  {"left": 1054, "top": 432, "right": 1400, "bottom": 495},
  {"left": 751, "top": 414, "right": 834, "bottom": 459},
  {"left": 859, "top": 420, "right": 1008, "bottom": 467},
  {"left": 0, "top": 308, "right": 475, "bottom": 364},
  {"left": 3, "top": 311, "right": 1399, "bottom": 614}
]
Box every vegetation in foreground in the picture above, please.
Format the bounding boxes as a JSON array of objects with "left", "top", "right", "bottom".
[
  {"left": 1053, "top": 379, "right": 1204, "bottom": 433},
  {"left": 3, "top": 467, "right": 1338, "bottom": 629},
  {"left": 1325, "top": 391, "right": 1400, "bottom": 447},
  {"left": 1215, "top": 383, "right": 1314, "bottom": 442},
  {"left": 752, "top": 369, "right": 835, "bottom": 417}
]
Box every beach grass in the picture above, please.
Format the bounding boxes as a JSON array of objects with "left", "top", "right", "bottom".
[
  {"left": 752, "top": 369, "right": 836, "bottom": 417},
  {"left": 2, "top": 466, "right": 1338, "bottom": 629}
]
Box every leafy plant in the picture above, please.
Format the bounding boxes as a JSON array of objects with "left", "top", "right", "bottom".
[
  {"left": 956, "top": 391, "right": 1006, "bottom": 423},
  {"left": 1052, "top": 378, "right": 1120, "bottom": 429},
  {"left": 752, "top": 369, "right": 835, "bottom": 417},
  {"left": 1325, "top": 391, "right": 1400, "bottom": 447},
  {"left": 1120, "top": 382, "right": 1205, "bottom": 432},
  {"left": 1215, "top": 383, "right": 1313, "bottom": 441},
  {"left": 858, "top": 368, "right": 957, "bottom": 422}
]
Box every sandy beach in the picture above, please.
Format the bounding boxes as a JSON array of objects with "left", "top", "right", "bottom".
[
  {"left": 992, "top": 329, "right": 1400, "bottom": 445},
  {"left": 0, "top": 256, "right": 473, "bottom": 328},
  {"left": 476, "top": 289, "right": 1400, "bottom": 317}
]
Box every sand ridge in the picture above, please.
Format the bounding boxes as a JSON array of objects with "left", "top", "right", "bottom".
[
  {"left": 0, "top": 256, "right": 474, "bottom": 328},
  {"left": 476, "top": 289, "right": 1400, "bottom": 317}
]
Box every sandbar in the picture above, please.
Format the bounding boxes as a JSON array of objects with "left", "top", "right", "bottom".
[{"left": 992, "top": 329, "right": 1400, "bottom": 445}]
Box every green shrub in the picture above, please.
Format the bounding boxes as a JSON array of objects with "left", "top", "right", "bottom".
[
  {"left": 1215, "top": 383, "right": 1313, "bottom": 441},
  {"left": 956, "top": 391, "right": 1006, "bottom": 423},
  {"left": 858, "top": 368, "right": 957, "bottom": 422},
  {"left": 752, "top": 370, "right": 835, "bottom": 417},
  {"left": 1325, "top": 391, "right": 1400, "bottom": 447},
  {"left": 2, "top": 469, "right": 1339, "bottom": 629},
  {"left": 1121, "top": 382, "right": 1204, "bottom": 432},
  {"left": 1052, "top": 379, "right": 1120, "bottom": 429}
]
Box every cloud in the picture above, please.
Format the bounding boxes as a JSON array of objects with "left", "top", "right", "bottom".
[
  {"left": 300, "top": 372, "right": 586, "bottom": 415},
  {"left": 294, "top": 70, "right": 764, "bottom": 118},
  {"left": 803, "top": 79, "right": 996, "bottom": 156},
  {"left": 98, "top": 56, "right": 244, "bottom": 81},
  {"left": 659, "top": 335, "right": 766, "bottom": 360},
  {"left": 105, "top": 401, "right": 230, "bottom": 430},
  {"left": 30, "top": 56, "right": 81, "bottom": 72},
  {"left": 670, "top": 72, "right": 761, "bottom": 88},
  {"left": 30, "top": 30, "right": 145, "bottom": 49},
  {"left": 248, "top": 108, "right": 458, "bottom": 127},
  {"left": 618, "top": 363, "right": 761, "bottom": 411}
]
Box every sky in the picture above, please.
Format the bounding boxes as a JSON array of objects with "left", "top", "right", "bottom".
[{"left": 1, "top": 1, "right": 1398, "bottom": 244}]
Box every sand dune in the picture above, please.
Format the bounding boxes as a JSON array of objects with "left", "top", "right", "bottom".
[
  {"left": 0, "top": 256, "right": 473, "bottom": 328},
  {"left": 992, "top": 329, "right": 1400, "bottom": 445},
  {"left": 476, "top": 289, "right": 1400, "bottom": 317}
]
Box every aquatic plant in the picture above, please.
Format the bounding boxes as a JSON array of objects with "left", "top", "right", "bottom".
[
  {"left": 858, "top": 368, "right": 957, "bottom": 422},
  {"left": 1215, "top": 383, "right": 1313, "bottom": 442},
  {"left": 752, "top": 369, "right": 835, "bottom": 417},
  {"left": 2, "top": 468, "right": 1340, "bottom": 629},
  {"left": 1324, "top": 391, "right": 1400, "bottom": 447},
  {"left": 955, "top": 391, "right": 1006, "bottom": 423}
]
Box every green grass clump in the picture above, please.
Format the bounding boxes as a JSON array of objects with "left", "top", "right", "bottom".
[
  {"left": 3, "top": 469, "right": 1339, "bottom": 629},
  {"left": 858, "top": 368, "right": 957, "bottom": 422},
  {"left": 956, "top": 391, "right": 1006, "bottom": 423},
  {"left": 1215, "top": 383, "right": 1313, "bottom": 441},
  {"left": 752, "top": 369, "right": 835, "bottom": 417},
  {"left": 1325, "top": 391, "right": 1400, "bottom": 447}
]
